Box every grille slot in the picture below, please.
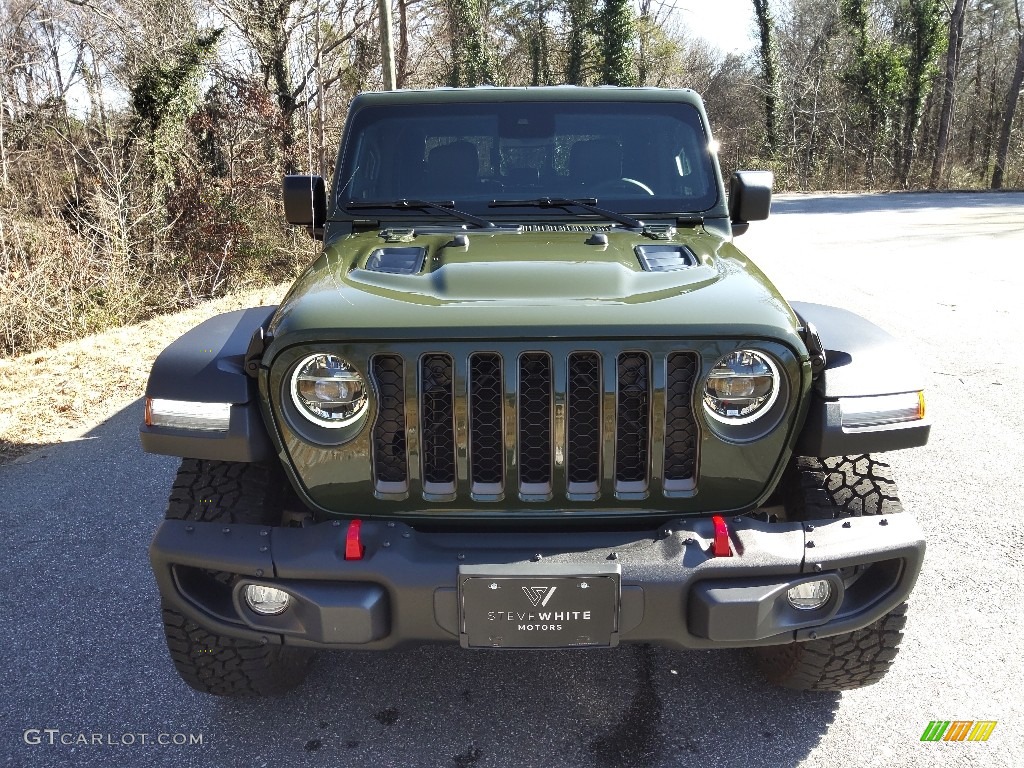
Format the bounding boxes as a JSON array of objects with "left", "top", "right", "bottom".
[
  {"left": 518, "top": 353, "right": 553, "bottom": 498},
  {"left": 469, "top": 352, "right": 504, "bottom": 496},
  {"left": 615, "top": 352, "right": 651, "bottom": 492},
  {"left": 420, "top": 354, "right": 456, "bottom": 495},
  {"left": 664, "top": 352, "right": 698, "bottom": 490},
  {"left": 370, "top": 355, "right": 408, "bottom": 493},
  {"left": 566, "top": 352, "right": 602, "bottom": 495}
]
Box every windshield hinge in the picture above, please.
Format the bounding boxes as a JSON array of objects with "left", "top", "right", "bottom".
[
  {"left": 379, "top": 227, "right": 417, "bottom": 243},
  {"left": 642, "top": 224, "right": 677, "bottom": 240}
]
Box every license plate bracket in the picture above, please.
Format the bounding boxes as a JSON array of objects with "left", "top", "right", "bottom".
[{"left": 458, "top": 563, "right": 621, "bottom": 649}]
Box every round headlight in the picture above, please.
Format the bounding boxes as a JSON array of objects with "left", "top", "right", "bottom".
[
  {"left": 290, "top": 354, "right": 369, "bottom": 428},
  {"left": 704, "top": 350, "right": 780, "bottom": 424}
]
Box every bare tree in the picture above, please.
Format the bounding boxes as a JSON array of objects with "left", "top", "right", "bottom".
[
  {"left": 396, "top": 0, "right": 427, "bottom": 87},
  {"left": 897, "top": 0, "right": 945, "bottom": 187},
  {"left": 930, "top": 0, "right": 968, "bottom": 188},
  {"left": 210, "top": 0, "right": 375, "bottom": 171},
  {"left": 636, "top": 0, "right": 675, "bottom": 86},
  {"left": 992, "top": 0, "right": 1024, "bottom": 188}
]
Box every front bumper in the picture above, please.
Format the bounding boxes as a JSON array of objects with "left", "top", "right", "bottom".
[{"left": 149, "top": 514, "right": 924, "bottom": 650}]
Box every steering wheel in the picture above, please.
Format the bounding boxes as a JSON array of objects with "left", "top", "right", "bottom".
[{"left": 591, "top": 177, "right": 655, "bottom": 196}]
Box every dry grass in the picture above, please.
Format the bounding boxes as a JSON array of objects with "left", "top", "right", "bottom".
[{"left": 0, "top": 283, "right": 288, "bottom": 464}]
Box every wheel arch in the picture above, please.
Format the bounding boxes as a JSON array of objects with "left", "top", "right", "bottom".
[
  {"left": 791, "top": 302, "right": 930, "bottom": 456},
  {"left": 140, "top": 306, "right": 278, "bottom": 463}
]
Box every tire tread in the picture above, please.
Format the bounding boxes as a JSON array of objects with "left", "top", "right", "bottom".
[
  {"left": 160, "top": 459, "right": 311, "bottom": 697},
  {"left": 753, "top": 453, "right": 910, "bottom": 691}
]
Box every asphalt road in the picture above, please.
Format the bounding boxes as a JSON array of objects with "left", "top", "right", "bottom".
[{"left": 2, "top": 191, "right": 1023, "bottom": 768}]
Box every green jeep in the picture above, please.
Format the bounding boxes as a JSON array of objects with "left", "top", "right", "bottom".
[{"left": 142, "top": 86, "right": 930, "bottom": 697}]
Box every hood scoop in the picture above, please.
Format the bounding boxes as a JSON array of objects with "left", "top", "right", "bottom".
[
  {"left": 635, "top": 244, "right": 698, "bottom": 272},
  {"left": 362, "top": 246, "right": 427, "bottom": 274}
]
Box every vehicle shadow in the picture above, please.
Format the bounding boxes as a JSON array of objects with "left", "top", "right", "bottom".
[{"left": 1, "top": 399, "right": 838, "bottom": 768}]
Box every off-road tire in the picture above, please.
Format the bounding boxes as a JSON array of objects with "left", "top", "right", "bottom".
[
  {"left": 753, "top": 454, "right": 910, "bottom": 691},
  {"left": 785, "top": 455, "right": 903, "bottom": 519},
  {"left": 160, "top": 459, "right": 313, "bottom": 697}
]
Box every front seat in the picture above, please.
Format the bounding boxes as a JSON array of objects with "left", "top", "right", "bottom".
[
  {"left": 425, "top": 141, "right": 480, "bottom": 194},
  {"left": 568, "top": 138, "right": 623, "bottom": 189}
]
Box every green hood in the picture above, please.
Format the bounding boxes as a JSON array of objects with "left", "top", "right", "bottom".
[{"left": 269, "top": 228, "right": 804, "bottom": 351}]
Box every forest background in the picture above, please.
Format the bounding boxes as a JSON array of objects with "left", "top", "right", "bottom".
[{"left": 1, "top": 0, "right": 1022, "bottom": 357}]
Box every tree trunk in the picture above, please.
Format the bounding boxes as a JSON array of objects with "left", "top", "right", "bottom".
[
  {"left": 397, "top": 0, "right": 410, "bottom": 88},
  {"left": 981, "top": 66, "right": 1000, "bottom": 182},
  {"left": 565, "top": 0, "right": 590, "bottom": 85},
  {"left": 0, "top": 75, "right": 8, "bottom": 190},
  {"left": 599, "top": 0, "right": 636, "bottom": 86},
  {"left": 447, "top": 0, "right": 493, "bottom": 86},
  {"left": 992, "top": 23, "right": 1024, "bottom": 188},
  {"left": 378, "top": 0, "right": 396, "bottom": 90},
  {"left": 529, "top": 0, "right": 549, "bottom": 86},
  {"left": 752, "top": 0, "right": 780, "bottom": 155},
  {"left": 931, "top": 0, "right": 967, "bottom": 188},
  {"left": 898, "top": 0, "right": 944, "bottom": 188}
]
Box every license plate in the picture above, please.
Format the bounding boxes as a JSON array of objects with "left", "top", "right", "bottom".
[{"left": 458, "top": 564, "right": 620, "bottom": 649}]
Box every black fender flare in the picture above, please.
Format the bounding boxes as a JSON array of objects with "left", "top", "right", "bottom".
[
  {"left": 791, "top": 302, "right": 930, "bottom": 456},
  {"left": 139, "top": 306, "right": 277, "bottom": 462}
]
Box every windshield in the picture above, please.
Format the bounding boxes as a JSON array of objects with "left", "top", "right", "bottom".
[{"left": 335, "top": 100, "right": 719, "bottom": 217}]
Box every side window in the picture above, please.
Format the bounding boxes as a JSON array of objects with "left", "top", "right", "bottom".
[
  {"left": 342, "top": 136, "right": 382, "bottom": 200},
  {"left": 675, "top": 150, "right": 693, "bottom": 178},
  {"left": 669, "top": 123, "right": 711, "bottom": 200}
]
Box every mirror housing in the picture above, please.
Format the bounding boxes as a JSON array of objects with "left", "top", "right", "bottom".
[
  {"left": 283, "top": 175, "right": 326, "bottom": 240},
  {"left": 728, "top": 170, "right": 773, "bottom": 236}
]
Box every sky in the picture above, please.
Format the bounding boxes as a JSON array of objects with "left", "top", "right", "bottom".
[{"left": 672, "top": 0, "right": 758, "bottom": 55}]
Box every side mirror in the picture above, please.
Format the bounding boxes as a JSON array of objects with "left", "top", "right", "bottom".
[
  {"left": 728, "top": 170, "right": 773, "bottom": 236},
  {"left": 283, "top": 175, "right": 326, "bottom": 239}
]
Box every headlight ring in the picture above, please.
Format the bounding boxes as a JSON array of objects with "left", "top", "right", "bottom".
[
  {"left": 290, "top": 353, "right": 369, "bottom": 428},
  {"left": 703, "top": 349, "right": 782, "bottom": 429}
]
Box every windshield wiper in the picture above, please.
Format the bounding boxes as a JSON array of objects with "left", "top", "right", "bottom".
[
  {"left": 488, "top": 197, "right": 644, "bottom": 229},
  {"left": 345, "top": 199, "right": 495, "bottom": 229}
]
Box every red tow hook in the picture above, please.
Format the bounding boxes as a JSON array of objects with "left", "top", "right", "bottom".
[
  {"left": 711, "top": 515, "right": 732, "bottom": 557},
  {"left": 344, "top": 519, "right": 365, "bottom": 561}
]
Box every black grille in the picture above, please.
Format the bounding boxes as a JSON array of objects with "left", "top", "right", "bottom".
[
  {"left": 420, "top": 354, "right": 456, "bottom": 488},
  {"left": 367, "top": 347, "right": 700, "bottom": 502},
  {"left": 567, "top": 352, "right": 602, "bottom": 489},
  {"left": 518, "top": 353, "right": 552, "bottom": 490},
  {"left": 469, "top": 353, "right": 504, "bottom": 490},
  {"left": 664, "top": 352, "right": 698, "bottom": 485},
  {"left": 371, "top": 355, "right": 407, "bottom": 488},
  {"left": 615, "top": 352, "right": 650, "bottom": 487}
]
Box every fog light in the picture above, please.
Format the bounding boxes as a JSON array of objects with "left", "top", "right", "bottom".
[
  {"left": 787, "top": 580, "right": 831, "bottom": 610},
  {"left": 244, "top": 584, "right": 291, "bottom": 615}
]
